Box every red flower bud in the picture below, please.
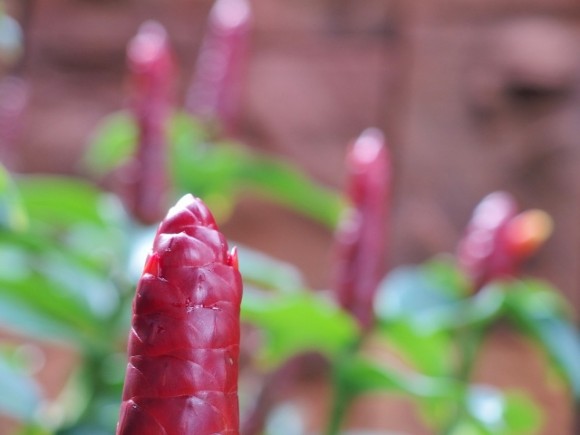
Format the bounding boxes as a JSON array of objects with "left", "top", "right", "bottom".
[
  {"left": 185, "top": 0, "right": 252, "bottom": 135},
  {"left": 117, "top": 194, "right": 243, "bottom": 435},
  {"left": 126, "top": 21, "right": 174, "bottom": 225},
  {"left": 457, "top": 192, "right": 552, "bottom": 291},
  {"left": 333, "top": 128, "right": 391, "bottom": 330}
]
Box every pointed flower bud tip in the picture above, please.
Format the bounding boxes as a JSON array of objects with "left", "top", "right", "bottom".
[
  {"left": 506, "top": 209, "right": 553, "bottom": 258},
  {"left": 471, "top": 191, "right": 517, "bottom": 230},
  {"left": 350, "top": 128, "right": 385, "bottom": 166},
  {"left": 211, "top": 0, "right": 252, "bottom": 29},
  {"left": 128, "top": 21, "right": 169, "bottom": 67}
]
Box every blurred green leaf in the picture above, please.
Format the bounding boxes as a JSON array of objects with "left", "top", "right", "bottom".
[
  {"left": 337, "top": 355, "right": 461, "bottom": 400},
  {"left": 0, "top": 354, "right": 42, "bottom": 422},
  {"left": 237, "top": 245, "right": 305, "bottom": 293},
  {"left": 0, "top": 273, "right": 107, "bottom": 347},
  {"left": 448, "top": 421, "right": 487, "bottom": 435},
  {"left": 374, "top": 264, "right": 463, "bottom": 324},
  {"left": 419, "top": 284, "right": 506, "bottom": 332},
  {"left": 378, "top": 320, "right": 454, "bottom": 376},
  {"left": 0, "top": 227, "right": 123, "bottom": 342},
  {"left": 15, "top": 177, "right": 112, "bottom": 228},
  {"left": 171, "top": 137, "right": 241, "bottom": 220},
  {"left": 17, "top": 424, "right": 53, "bottom": 435},
  {"left": 504, "top": 280, "right": 580, "bottom": 399},
  {"left": 421, "top": 386, "right": 542, "bottom": 435},
  {"left": 502, "top": 392, "right": 543, "bottom": 434},
  {"left": 56, "top": 424, "right": 112, "bottom": 435},
  {"left": 0, "top": 163, "right": 27, "bottom": 231},
  {"left": 170, "top": 112, "right": 343, "bottom": 227},
  {"left": 466, "top": 386, "right": 542, "bottom": 435},
  {"left": 241, "top": 290, "right": 358, "bottom": 365},
  {"left": 375, "top": 263, "right": 506, "bottom": 333},
  {"left": 83, "top": 111, "right": 137, "bottom": 175},
  {"left": 234, "top": 155, "right": 344, "bottom": 229},
  {"left": 423, "top": 256, "right": 471, "bottom": 297},
  {"left": 169, "top": 110, "right": 207, "bottom": 150}
]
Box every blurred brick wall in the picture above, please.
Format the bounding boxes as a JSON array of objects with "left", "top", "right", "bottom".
[{"left": 392, "top": 0, "right": 580, "bottom": 309}]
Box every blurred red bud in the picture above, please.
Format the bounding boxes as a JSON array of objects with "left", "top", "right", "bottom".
[
  {"left": 457, "top": 192, "right": 552, "bottom": 291},
  {"left": 125, "top": 21, "right": 175, "bottom": 225},
  {"left": 185, "top": 0, "right": 252, "bottom": 135},
  {"left": 333, "top": 128, "right": 391, "bottom": 330}
]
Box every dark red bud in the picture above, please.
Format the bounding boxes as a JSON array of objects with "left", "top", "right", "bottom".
[
  {"left": 456, "top": 191, "right": 547, "bottom": 291},
  {"left": 118, "top": 194, "right": 242, "bottom": 435},
  {"left": 125, "top": 21, "right": 175, "bottom": 225},
  {"left": 333, "top": 128, "right": 391, "bottom": 330},
  {"left": 185, "top": 0, "right": 252, "bottom": 135}
]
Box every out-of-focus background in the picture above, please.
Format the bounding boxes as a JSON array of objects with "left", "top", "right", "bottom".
[
  {"left": 8, "top": 0, "right": 580, "bottom": 299},
  {"left": 0, "top": 0, "right": 579, "bottom": 434}
]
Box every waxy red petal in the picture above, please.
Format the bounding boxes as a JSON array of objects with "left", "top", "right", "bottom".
[{"left": 118, "top": 194, "right": 242, "bottom": 435}]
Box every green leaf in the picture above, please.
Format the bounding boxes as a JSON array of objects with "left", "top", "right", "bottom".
[
  {"left": 0, "top": 163, "right": 27, "bottom": 231},
  {"left": 0, "top": 273, "right": 107, "bottom": 347},
  {"left": 375, "top": 263, "right": 506, "bottom": 333},
  {"left": 503, "top": 280, "right": 580, "bottom": 399},
  {"left": 234, "top": 156, "right": 344, "bottom": 229},
  {"left": 0, "top": 354, "right": 42, "bottom": 422},
  {"left": 15, "top": 176, "right": 112, "bottom": 228},
  {"left": 447, "top": 421, "right": 487, "bottom": 435},
  {"left": 466, "top": 386, "right": 542, "bottom": 435},
  {"left": 337, "top": 356, "right": 461, "bottom": 400},
  {"left": 237, "top": 245, "right": 305, "bottom": 293},
  {"left": 16, "top": 424, "right": 53, "bottom": 435},
  {"left": 421, "top": 386, "right": 542, "bottom": 435},
  {"left": 502, "top": 392, "right": 543, "bottom": 434},
  {"left": 170, "top": 126, "right": 240, "bottom": 221},
  {"left": 419, "top": 284, "right": 506, "bottom": 332},
  {"left": 83, "top": 111, "right": 137, "bottom": 175},
  {"left": 378, "top": 320, "right": 454, "bottom": 376},
  {"left": 169, "top": 112, "right": 344, "bottom": 227},
  {"left": 169, "top": 111, "right": 207, "bottom": 151},
  {"left": 374, "top": 264, "right": 463, "bottom": 323},
  {"left": 241, "top": 290, "right": 358, "bottom": 365}
]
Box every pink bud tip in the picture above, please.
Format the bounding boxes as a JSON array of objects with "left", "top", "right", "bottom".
[
  {"left": 128, "top": 21, "right": 169, "bottom": 68},
  {"left": 211, "top": 0, "right": 251, "bottom": 30},
  {"left": 349, "top": 128, "right": 385, "bottom": 167}
]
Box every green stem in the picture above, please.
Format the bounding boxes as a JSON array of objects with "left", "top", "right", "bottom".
[
  {"left": 441, "top": 328, "right": 483, "bottom": 435},
  {"left": 325, "top": 367, "right": 351, "bottom": 435},
  {"left": 325, "top": 338, "right": 363, "bottom": 435}
]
